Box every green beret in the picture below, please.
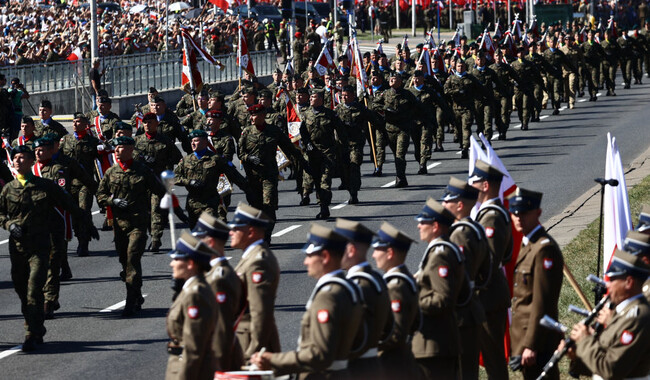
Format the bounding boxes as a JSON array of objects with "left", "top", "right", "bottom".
[
  {"left": 111, "top": 136, "right": 135, "bottom": 146},
  {"left": 188, "top": 129, "right": 208, "bottom": 139}
]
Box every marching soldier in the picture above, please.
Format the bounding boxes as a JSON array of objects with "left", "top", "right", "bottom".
[
  {"left": 250, "top": 224, "right": 363, "bottom": 379},
  {"left": 527, "top": 43, "right": 547, "bottom": 122},
  {"left": 174, "top": 130, "right": 249, "bottom": 227},
  {"left": 165, "top": 232, "right": 218, "bottom": 380},
  {"left": 96, "top": 136, "right": 167, "bottom": 316},
  {"left": 511, "top": 47, "right": 542, "bottom": 130},
  {"left": 471, "top": 51, "right": 507, "bottom": 142},
  {"left": 12, "top": 116, "right": 37, "bottom": 148},
  {"left": 228, "top": 203, "right": 281, "bottom": 360},
  {"left": 229, "top": 87, "right": 258, "bottom": 139},
  {"left": 336, "top": 219, "right": 393, "bottom": 378},
  {"left": 566, "top": 250, "right": 650, "bottom": 379},
  {"left": 617, "top": 26, "right": 635, "bottom": 89},
  {"left": 508, "top": 188, "right": 564, "bottom": 380},
  {"left": 581, "top": 28, "right": 605, "bottom": 101},
  {"left": 35, "top": 100, "right": 68, "bottom": 139},
  {"left": 490, "top": 48, "right": 519, "bottom": 140},
  {"left": 238, "top": 104, "right": 303, "bottom": 236},
  {"left": 368, "top": 70, "right": 389, "bottom": 176},
  {"left": 175, "top": 91, "right": 196, "bottom": 119},
  {"left": 600, "top": 29, "right": 621, "bottom": 96},
  {"left": 205, "top": 110, "right": 237, "bottom": 221},
  {"left": 412, "top": 198, "right": 464, "bottom": 379},
  {"left": 86, "top": 96, "right": 121, "bottom": 141},
  {"left": 134, "top": 112, "right": 180, "bottom": 252},
  {"left": 150, "top": 96, "right": 192, "bottom": 154},
  {"left": 542, "top": 36, "right": 577, "bottom": 115},
  {"left": 192, "top": 212, "right": 245, "bottom": 371},
  {"left": 469, "top": 160, "right": 512, "bottom": 380},
  {"left": 560, "top": 35, "right": 583, "bottom": 109},
  {"left": 371, "top": 223, "right": 420, "bottom": 378},
  {"left": 180, "top": 90, "right": 209, "bottom": 132},
  {"left": 0, "top": 145, "right": 76, "bottom": 351},
  {"left": 60, "top": 113, "right": 101, "bottom": 257},
  {"left": 408, "top": 70, "right": 437, "bottom": 174}
]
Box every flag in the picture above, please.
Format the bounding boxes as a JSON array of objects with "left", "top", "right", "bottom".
[
  {"left": 478, "top": 29, "right": 496, "bottom": 61},
  {"left": 314, "top": 43, "right": 335, "bottom": 76},
  {"left": 493, "top": 20, "right": 502, "bottom": 40},
  {"left": 452, "top": 26, "right": 461, "bottom": 46},
  {"left": 402, "top": 34, "right": 409, "bottom": 51},
  {"left": 208, "top": 0, "right": 232, "bottom": 13},
  {"left": 180, "top": 28, "right": 224, "bottom": 94},
  {"left": 418, "top": 45, "right": 433, "bottom": 76},
  {"left": 238, "top": 17, "right": 255, "bottom": 76},
  {"left": 67, "top": 47, "right": 82, "bottom": 61},
  {"left": 376, "top": 40, "right": 384, "bottom": 55},
  {"left": 351, "top": 35, "right": 369, "bottom": 98},
  {"left": 606, "top": 16, "right": 618, "bottom": 39},
  {"left": 603, "top": 133, "right": 632, "bottom": 273},
  {"left": 511, "top": 18, "right": 522, "bottom": 41},
  {"left": 276, "top": 86, "right": 302, "bottom": 143}
]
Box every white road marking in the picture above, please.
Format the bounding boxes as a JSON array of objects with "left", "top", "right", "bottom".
[
  {"left": 0, "top": 239, "right": 7, "bottom": 245},
  {"left": 540, "top": 115, "right": 550, "bottom": 120},
  {"left": 271, "top": 225, "right": 301, "bottom": 237},
  {"left": 381, "top": 180, "right": 396, "bottom": 188},
  {"left": 0, "top": 346, "right": 22, "bottom": 360},
  {"left": 332, "top": 201, "right": 348, "bottom": 210},
  {"left": 100, "top": 294, "right": 148, "bottom": 313},
  {"left": 513, "top": 123, "right": 522, "bottom": 129},
  {"left": 596, "top": 92, "right": 602, "bottom": 96},
  {"left": 559, "top": 106, "right": 567, "bottom": 111},
  {"left": 579, "top": 99, "right": 587, "bottom": 102},
  {"left": 92, "top": 210, "right": 100, "bottom": 215},
  {"left": 427, "top": 162, "right": 441, "bottom": 170}
]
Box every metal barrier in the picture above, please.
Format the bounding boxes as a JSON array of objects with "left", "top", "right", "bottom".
[{"left": 2, "top": 49, "right": 277, "bottom": 97}]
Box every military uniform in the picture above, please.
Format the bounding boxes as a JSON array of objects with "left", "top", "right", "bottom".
[
  {"left": 444, "top": 71, "right": 486, "bottom": 156},
  {"left": 96, "top": 149, "right": 167, "bottom": 315},
  {"left": 470, "top": 64, "right": 506, "bottom": 141},
  {"left": 618, "top": 33, "right": 635, "bottom": 88},
  {"left": 181, "top": 108, "right": 208, "bottom": 132},
  {"left": 600, "top": 37, "right": 621, "bottom": 95},
  {"left": 35, "top": 118, "right": 68, "bottom": 139},
  {"left": 11, "top": 134, "right": 36, "bottom": 149},
  {"left": 560, "top": 42, "right": 583, "bottom": 108},
  {"left": 511, "top": 57, "right": 542, "bottom": 129},
  {"left": 407, "top": 83, "right": 437, "bottom": 169},
  {"left": 156, "top": 113, "right": 192, "bottom": 154},
  {"left": 175, "top": 93, "right": 196, "bottom": 118},
  {"left": 0, "top": 169, "right": 75, "bottom": 345},
  {"left": 86, "top": 110, "right": 121, "bottom": 141},
  {"left": 489, "top": 59, "right": 519, "bottom": 139},
  {"left": 542, "top": 47, "right": 576, "bottom": 113},
  {"left": 368, "top": 81, "right": 389, "bottom": 173},
  {"left": 581, "top": 39, "right": 605, "bottom": 100}
]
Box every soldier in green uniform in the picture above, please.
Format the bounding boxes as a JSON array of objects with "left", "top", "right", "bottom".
[
  {"left": 60, "top": 113, "right": 101, "bottom": 257},
  {"left": 175, "top": 92, "right": 197, "bottom": 118},
  {"left": 300, "top": 88, "right": 347, "bottom": 219},
  {"left": 640, "top": 21, "right": 650, "bottom": 77},
  {"left": 581, "top": 29, "right": 605, "bottom": 101},
  {"left": 366, "top": 70, "right": 389, "bottom": 177},
  {"left": 165, "top": 232, "right": 218, "bottom": 380},
  {"left": 250, "top": 224, "right": 363, "bottom": 379},
  {"left": 617, "top": 26, "right": 635, "bottom": 89},
  {"left": 507, "top": 188, "right": 564, "bottom": 380},
  {"left": 96, "top": 136, "right": 167, "bottom": 316},
  {"left": 560, "top": 35, "right": 584, "bottom": 109},
  {"left": 239, "top": 104, "right": 303, "bottom": 237},
  {"left": 174, "top": 130, "right": 249, "bottom": 227},
  {"left": 293, "top": 32, "right": 305, "bottom": 75},
  {"left": 12, "top": 117, "right": 38, "bottom": 148},
  {"left": 181, "top": 90, "right": 209, "bottom": 132},
  {"left": 336, "top": 219, "right": 393, "bottom": 378},
  {"left": 228, "top": 87, "right": 258, "bottom": 139},
  {"left": 408, "top": 70, "right": 437, "bottom": 174},
  {"left": 543, "top": 36, "right": 577, "bottom": 115},
  {"left": 258, "top": 88, "right": 285, "bottom": 131},
  {"left": 527, "top": 43, "right": 547, "bottom": 122},
  {"left": 371, "top": 222, "right": 420, "bottom": 379},
  {"left": 134, "top": 112, "right": 180, "bottom": 252},
  {"left": 471, "top": 51, "right": 507, "bottom": 141},
  {"left": 490, "top": 48, "right": 519, "bottom": 140},
  {"left": 600, "top": 29, "right": 621, "bottom": 96},
  {"left": 35, "top": 100, "right": 68, "bottom": 139},
  {"left": 151, "top": 96, "right": 192, "bottom": 154},
  {"left": 205, "top": 110, "right": 237, "bottom": 222},
  {"left": 444, "top": 59, "right": 487, "bottom": 158},
  {"left": 278, "top": 21, "right": 288, "bottom": 63},
  {"left": 86, "top": 96, "right": 121, "bottom": 141},
  {"left": 0, "top": 145, "right": 76, "bottom": 351},
  {"left": 511, "top": 47, "right": 542, "bottom": 130},
  {"left": 412, "top": 198, "right": 464, "bottom": 379}
]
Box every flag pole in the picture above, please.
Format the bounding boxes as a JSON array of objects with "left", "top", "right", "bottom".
[
  {"left": 364, "top": 97, "right": 378, "bottom": 170},
  {"left": 594, "top": 177, "right": 619, "bottom": 303},
  {"left": 563, "top": 264, "right": 593, "bottom": 310},
  {"left": 238, "top": 13, "right": 242, "bottom": 91}
]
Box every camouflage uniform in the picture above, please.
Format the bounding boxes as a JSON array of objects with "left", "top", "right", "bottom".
[
  {"left": 228, "top": 99, "right": 254, "bottom": 139},
  {"left": 86, "top": 110, "right": 121, "bottom": 141},
  {"left": 407, "top": 84, "right": 438, "bottom": 167},
  {"left": 174, "top": 150, "right": 248, "bottom": 227},
  {"left": 542, "top": 47, "right": 576, "bottom": 112},
  {"left": 470, "top": 65, "right": 506, "bottom": 141},
  {"left": 617, "top": 34, "right": 635, "bottom": 88},
  {"left": 175, "top": 93, "right": 196, "bottom": 118},
  {"left": 581, "top": 40, "right": 605, "bottom": 99},
  {"left": 489, "top": 60, "right": 519, "bottom": 138},
  {"left": 181, "top": 109, "right": 208, "bottom": 132},
  {"left": 0, "top": 174, "right": 75, "bottom": 341},
  {"left": 560, "top": 43, "right": 583, "bottom": 108},
  {"left": 96, "top": 160, "right": 167, "bottom": 312},
  {"left": 35, "top": 119, "right": 68, "bottom": 139},
  {"left": 444, "top": 72, "right": 486, "bottom": 155},
  {"left": 510, "top": 57, "right": 542, "bottom": 129},
  {"left": 156, "top": 113, "right": 192, "bottom": 154},
  {"left": 600, "top": 38, "right": 620, "bottom": 94},
  {"left": 133, "top": 133, "right": 179, "bottom": 245}
]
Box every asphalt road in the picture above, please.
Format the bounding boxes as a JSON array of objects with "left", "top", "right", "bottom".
[{"left": 0, "top": 81, "right": 649, "bottom": 379}]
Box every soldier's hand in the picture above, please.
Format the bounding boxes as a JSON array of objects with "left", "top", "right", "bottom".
[
  {"left": 250, "top": 351, "right": 272, "bottom": 370},
  {"left": 112, "top": 198, "right": 129, "bottom": 209},
  {"left": 596, "top": 307, "right": 614, "bottom": 327},
  {"left": 570, "top": 323, "right": 590, "bottom": 343},
  {"left": 246, "top": 155, "right": 261, "bottom": 165},
  {"left": 9, "top": 223, "right": 22, "bottom": 239},
  {"left": 521, "top": 348, "right": 536, "bottom": 367},
  {"left": 188, "top": 179, "right": 203, "bottom": 188}
]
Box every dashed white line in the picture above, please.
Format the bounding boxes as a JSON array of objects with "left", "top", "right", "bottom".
[
  {"left": 92, "top": 210, "right": 100, "bottom": 215},
  {"left": 100, "top": 294, "right": 148, "bottom": 313},
  {"left": 0, "top": 346, "right": 22, "bottom": 360},
  {"left": 540, "top": 115, "right": 550, "bottom": 120},
  {"left": 381, "top": 180, "right": 396, "bottom": 188},
  {"left": 559, "top": 106, "right": 567, "bottom": 111},
  {"left": 596, "top": 92, "right": 602, "bottom": 96},
  {"left": 579, "top": 99, "right": 587, "bottom": 102},
  {"left": 427, "top": 162, "right": 442, "bottom": 170},
  {"left": 271, "top": 225, "right": 301, "bottom": 237},
  {"left": 332, "top": 201, "right": 348, "bottom": 210}
]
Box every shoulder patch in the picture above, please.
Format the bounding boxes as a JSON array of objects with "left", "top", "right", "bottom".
[
  {"left": 188, "top": 306, "right": 199, "bottom": 319},
  {"left": 438, "top": 266, "right": 449, "bottom": 278},
  {"left": 391, "top": 300, "right": 402, "bottom": 313},
  {"left": 252, "top": 272, "right": 263, "bottom": 283},
  {"left": 216, "top": 292, "right": 227, "bottom": 304},
  {"left": 620, "top": 330, "right": 634, "bottom": 345},
  {"left": 543, "top": 258, "right": 554, "bottom": 270},
  {"left": 317, "top": 309, "right": 330, "bottom": 323},
  {"left": 485, "top": 227, "right": 495, "bottom": 238}
]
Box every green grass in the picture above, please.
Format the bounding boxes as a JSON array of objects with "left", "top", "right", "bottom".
[{"left": 479, "top": 174, "right": 650, "bottom": 379}]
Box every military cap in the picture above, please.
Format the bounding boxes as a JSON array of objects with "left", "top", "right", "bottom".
[
  {"left": 198, "top": 89, "right": 210, "bottom": 98},
  {"left": 228, "top": 202, "right": 271, "bottom": 228},
  {"left": 258, "top": 88, "right": 273, "bottom": 99},
  {"left": 309, "top": 87, "right": 324, "bottom": 96},
  {"left": 302, "top": 223, "right": 350, "bottom": 254},
  {"left": 141, "top": 112, "right": 157, "bottom": 122},
  {"left": 296, "top": 87, "right": 309, "bottom": 94},
  {"left": 416, "top": 43, "right": 424, "bottom": 49},
  {"left": 274, "top": 67, "right": 282, "bottom": 75},
  {"left": 334, "top": 218, "right": 376, "bottom": 245},
  {"left": 192, "top": 212, "right": 230, "bottom": 241},
  {"left": 389, "top": 71, "right": 402, "bottom": 79},
  {"left": 341, "top": 85, "right": 355, "bottom": 93},
  {"left": 148, "top": 87, "right": 158, "bottom": 94},
  {"left": 469, "top": 159, "right": 505, "bottom": 183},
  {"left": 39, "top": 99, "right": 53, "bottom": 109},
  {"left": 43, "top": 133, "right": 60, "bottom": 143},
  {"left": 413, "top": 69, "right": 424, "bottom": 77},
  {"left": 416, "top": 197, "right": 456, "bottom": 225},
  {"left": 98, "top": 95, "right": 112, "bottom": 104},
  {"left": 152, "top": 95, "right": 165, "bottom": 103},
  {"left": 605, "top": 249, "right": 650, "bottom": 280},
  {"left": 188, "top": 129, "right": 208, "bottom": 139},
  {"left": 371, "top": 69, "right": 383, "bottom": 77},
  {"left": 205, "top": 110, "right": 224, "bottom": 119},
  {"left": 440, "top": 176, "right": 479, "bottom": 201},
  {"left": 240, "top": 86, "right": 257, "bottom": 96},
  {"left": 210, "top": 90, "right": 225, "bottom": 100},
  {"left": 247, "top": 104, "right": 266, "bottom": 114},
  {"left": 379, "top": 53, "right": 387, "bottom": 58},
  {"left": 11, "top": 145, "right": 34, "bottom": 159},
  {"left": 637, "top": 205, "right": 650, "bottom": 232},
  {"left": 507, "top": 187, "right": 543, "bottom": 213},
  {"left": 72, "top": 112, "right": 88, "bottom": 121},
  {"left": 624, "top": 230, "right": 650, "bottom": 257},
  {"left": 168, "top": 231, "right": 214, "bottom": 265},
  {"left": 371, "top": 222, "right": 416, "bottom": 252},
  {"left": 21, "top": 116, "right": 34, "bottom": 124},
  {"left": 337, "top": 55, "right": 347, "bottom": 62},
  {"left": 114, "top": 121, "right": 132, "bottom": 131},
  {"left": 33, "top": 136, "right": 55, "bottom": 148},
  {"left": 110, "top": 136, "right": 135, "bottom": 146}
]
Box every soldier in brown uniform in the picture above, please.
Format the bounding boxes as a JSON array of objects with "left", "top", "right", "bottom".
[
  {"left": 440, "top": 177, "right": 489, "bottom": 380},
  {"left": 192, "top": 212, "right": 245, "bottom": 371},
  {"left": 623, "top": 229, "right": 650, "bottom": 302},
  {"left": 412, "top": 198, "right": 464, "bottom": 379},
  {"left": 507, "top": 187, "right": 564, "bottom": 380},
  {"left": 251, "top": 224, "right": 363, "bottom": 379},
  {"left": 228, "top": 203, "right": 281, "bottom": 360},
  {"left": 165, "top": 232, "right": 218, "bottom": 380},
  {"left": 566, "top": 250, "right": 650, "bottom": 379},
  {"left": 335, "top": 218, "right": 393, "bottom": 378},
  {"left": 371, "top": 222, "right": 420, "bottom": 379},
  {"left": 469, "top": 160, "right": 512, "bottom": 380}
]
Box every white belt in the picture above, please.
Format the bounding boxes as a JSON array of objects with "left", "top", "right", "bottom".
[
  {"left": 359, "top": 347, "right": 378, "bottom": 359},
  {"left": 327, "top": 360, "right": 348, "bottom": 372},
  {"left": 593, "top": 375, "right": 650, "bottom": 380}
]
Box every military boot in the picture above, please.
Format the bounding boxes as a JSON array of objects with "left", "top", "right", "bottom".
[
  {"left": 149, "top": 239, "right": 162, "bottom": 253},
  {"left": 418, "top": 164, "right": 428, "bottom": 175},
  {"left": 299, "top": 194, "right": 310, "bottom": 206},
  {"left": 77, "top": 239, "right": 89, "bottom": 257},
  {"left": 433, "top": 139, "right": 444, "bottom": 152},
  {"left": 316, "top": 205, "right": 330, "bottom": 220}
]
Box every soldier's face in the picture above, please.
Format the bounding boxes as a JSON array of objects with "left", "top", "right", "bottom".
[
  {"left": 198, "top": 96, "right": 208, "bottom": 109},
  {"left": 229, "top": 226, "right": 251, "bottom": 250},
  {"left": 208, "top": 98, "right": 220, "bottom": 110},
  {"left": 372, "top": 247, "right": 390, "bottom": 271},
  {"left": 170, "top": 258, "right": 191, "bottom": 280},
  {"left": 115, "top": 145, "right": 134, "bottom": 161},
  {"left": 35, "top": 146, "right": 53, "bottom": 162},
  {"left": 476, "top": 56, "right": 486, "bottom": 67},
  {"left": 413, "top": 76, "right": 424, "bottom": 86},
  {"left": 304, "top": 251, "right": 325, "bottom": 279},
  {"left": 21, "top": 122, "right": 35, "bottom": 136},
  {"left": 309, "top": 94, "right": 323, "bottom": 107},
  {"left": 371, "top": 76, "right": 381, "bottom": 86},
  {"left": 341, "top": 91, "right": 354, "bottom": 104},
  {"left": 99, "top": 102, "right": 111, "bottom": 114},
  {"left": 455, "top": 61, "right": 465, "bottom": 73},
  {"left": 417, "top": 221, "right": 437, "bottom": 242},
  {"left": 250, "top": 112, "right": 265, "bottom": 126},
  {"left": 259, "top": 97, "right": 271, "bottom": 107},
  {"left": 389, "top": 77, "right": 402, "bottom": 89},
  {"left": 153, "top": 101, "right": 166, "bottom": 115},
  {"left": 243, "top": 93, "right": 256, "bottom": 105},
  {"left": 39, "top": 107, "right": 52, "bottom": 120},
  {"left": 605, "top": 276, "right": 632, "bottom": 305},
  {"left": 12, "top": 153, "right": 34, "bottom": 174},
  {"left": 72, "top": 119, "right": 88, "bottom": 132},
  {"left": 511, "top": 209, "right": 542, "bottom": 235},
  {"left": 191, "top": 137, "right": 208, "bottom": 152},
  {"left": 297, "top": 93, "right": 309, "bottom": 104},
  {"left": 143, "top": 119, "right": 158, "bottom": 134}
]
